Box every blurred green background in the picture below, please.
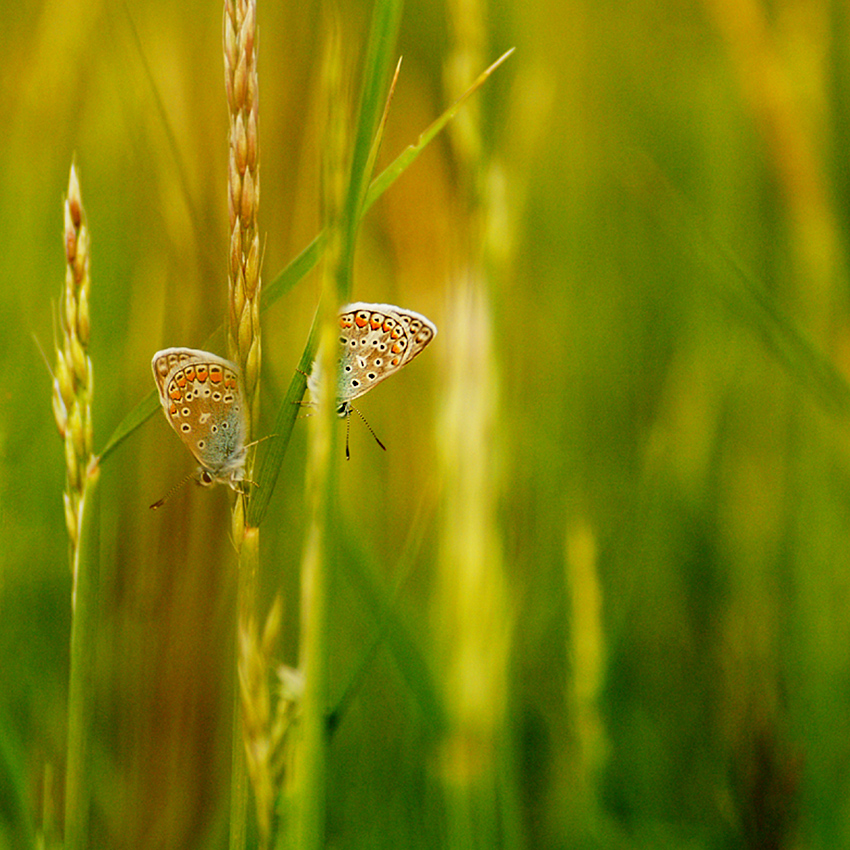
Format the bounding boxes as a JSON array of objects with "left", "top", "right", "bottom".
[{"left": 3, "top": 0, "right": 850, "bottom": 847}]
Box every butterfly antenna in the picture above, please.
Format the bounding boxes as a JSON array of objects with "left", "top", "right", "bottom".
[
  {"left": 150, "top": 470, "right": 195, "bottom": 510},
  {"left": 350, "top": 405, "right": 386, "bottom": 456},
  {"left": 346, "top": 410, "right": 352, "bottom": 460}
]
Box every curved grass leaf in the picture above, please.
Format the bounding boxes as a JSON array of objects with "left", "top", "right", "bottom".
[
  {"left": 247, "top": 308, "right": 319, "bottom": 528},
  {"left": 363, "top": 47, "right": 515, "bottom": 214},
  {"left": 643, "top": 156, "right": 850, "bottom": 422},
  {"left": 328, "top": 506, "right": 447, "bottom": 738}
]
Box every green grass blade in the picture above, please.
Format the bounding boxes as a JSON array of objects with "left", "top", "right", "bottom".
[
  {"left": 260, "top": 231, "right": 325, "bottom": 314},
  {"left": 717, "top": 248, "right": 850, "bottom": 419},
  {"left": 362, "top": 57, "right": 403, "bottom": 210},
  {"left": 99, "top": 389, "right": 159, "bottom": 463},
  {"left": 645, "top": 160, "right": 850, "bottom": 421},
  {"left": 123, "top": 4, "right": 219, "bottom": 291},
  {"left": 248, "top": 309, "right": 319, "bottom": 528},
  {"left": 363, "top": 47, "right": 515, "bottom": 214},
  {"left": 328, "top": 511, "right": 447, "bottom": 738},
  {"left": 0, "top": 704, "right": 36, "bottom": 847},
  {"left": 338, "top": 0, "right": 404, "bottom": 288}
]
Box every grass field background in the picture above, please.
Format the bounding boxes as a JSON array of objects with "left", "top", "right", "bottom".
[{"left": 2, "top": 0, "right": 850, "bottom": 847}]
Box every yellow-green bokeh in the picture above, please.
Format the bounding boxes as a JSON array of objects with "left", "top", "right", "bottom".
[{"left": 3, "top": 0, "right": 850, "bottom": 847}]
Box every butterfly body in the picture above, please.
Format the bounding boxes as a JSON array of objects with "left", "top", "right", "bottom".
[{"left": 151, "top": 348, "right": 247, "bottom": 490}]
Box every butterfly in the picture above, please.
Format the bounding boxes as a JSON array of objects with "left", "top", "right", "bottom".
[
  {"left": 308, "top": 302, "right": 437, "bottom": 456},
  {"left": 151, "top": 348, "right": 247, "bottom": 493}
]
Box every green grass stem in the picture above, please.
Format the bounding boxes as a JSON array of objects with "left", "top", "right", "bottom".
[
  {"left": 230, "top": 525, "right": 260, "bottom": 850},
  {"left": 63, "top": 461, "right": 101, "bottom": 850}
]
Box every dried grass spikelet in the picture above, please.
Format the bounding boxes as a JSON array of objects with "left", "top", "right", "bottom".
[
  {"left": 224, "top": 0, "right": 262, "bottom": 436},
  {"left": 238, "top": 597, "right": 302, "bottom": 849},
  {"left": 53, "top": 163, "right": 94, "bottom": 551}
]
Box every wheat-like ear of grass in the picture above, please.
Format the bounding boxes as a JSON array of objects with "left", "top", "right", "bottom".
[
  {"left": 223, "top": 2, "right": 264, "bottom": 849},
  {"left": 53, "top": 163, "right": 101, "bottom": 850}
]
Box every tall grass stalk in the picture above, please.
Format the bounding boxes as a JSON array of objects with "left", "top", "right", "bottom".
[
  {"left": 63, "top": 462, "right": 100, "bottom": 850},
  {"left": 52, "top": 164, "right": 99, "bottom": 850},
  {"left": 294, "top": 0, "right": 404, "bottom": 841},
  {"left": 224, "top": 0, "right": 262, "bottom": 846},
  {"left": 295, "top": 20, "right": 347, "bottom": 847},
  {"left": 435, "top": 0, "right": 518, "bottom": 845},
  {"left": 435, "top": 287, "right": 513, "bottom": 847}
]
